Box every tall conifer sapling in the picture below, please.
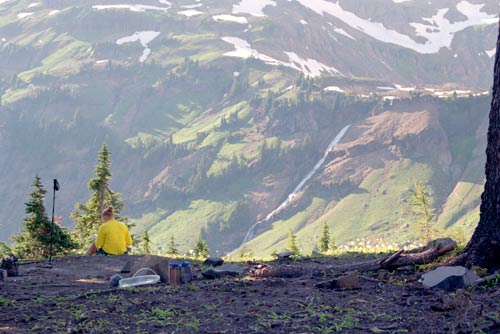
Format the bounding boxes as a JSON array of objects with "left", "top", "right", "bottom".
[
  {"left": 140, "top": 230, "right": 151, "bottom": 254},
  {"left": 72, "top": 144, "right": 128, "bottom": 249},
  {"left": 320, "top": 222, "right": 331, "bottom": 253},
  {"left": 286, "top": 228, "right": 300, "bottom": 257},
  {"left": 168, "top": 236, "right": 179, "bottom": 256},
  {"left": 13, "top": 176, "right": 75, "bottom": 259}
]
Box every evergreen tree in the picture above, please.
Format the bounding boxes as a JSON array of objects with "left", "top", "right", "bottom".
[
  {"left": 140, "top": 231, "right": 151, "bottom": 254},
  {"left": 167, "top": 236, "right": 179, "bottom": 256},
  {"left": 219, "top": 117, "right": 228, "bottom": 129},
  {"left": 13, "top": 176, "right": 75, "bottom": 259},
  {"left": 286, "top": 228, "right": 300, "bottom": 257},
  {"left": 410, "top": 181, "right": 434, "bottom": 244},
  {"left": 189, "top": 153, "right": 212, "bottom": 192},
  {"left": 259, "top": 141, "right": 269, "bottom": 162},
  {"left": 72, "top": 144, "right": 127, "bottom": 248},
  {"left": 229, "top": 111, "right": 239, "bottom": 125},
  {"left": 263, "top": 90, "right": 274, "bottom": 113},
  {"left": 319, "top": 222, "right": 331, "bottom": 253},
  {"left": 0, "top": 242, "right": 12, "bottom": 259},
  {"left": 228, "top": 154, "right": 239, "bottom": 172},
  {"left": 305, "top": 78, "right": 313, "bottom": 97},
  {"left": 295, "top": 72, "right": 304, "bottom": 87},
  {"left": 194, "top": 236, "right": 209, "bottom": 259}
]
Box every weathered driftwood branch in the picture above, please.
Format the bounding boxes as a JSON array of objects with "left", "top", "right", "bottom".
[{"left": 250, "top": 238, "right": 457, "bottom": 278}]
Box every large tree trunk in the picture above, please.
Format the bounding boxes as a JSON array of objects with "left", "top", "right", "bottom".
[{"left": 459, "top": 22, "right": 500, "bottom": 270}]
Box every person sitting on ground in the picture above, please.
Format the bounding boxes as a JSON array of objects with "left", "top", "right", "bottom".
[{"left": 87, "top": 207, "right": 132, "bottom": 256}]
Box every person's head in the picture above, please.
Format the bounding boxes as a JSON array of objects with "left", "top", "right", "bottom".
[{"left": 101, "top": 207, "right": 114, "bottom": 222}]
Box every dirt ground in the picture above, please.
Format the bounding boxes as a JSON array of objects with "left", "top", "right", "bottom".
[{"left": 1, "top": 254, "right": 499, "bottom": 334}]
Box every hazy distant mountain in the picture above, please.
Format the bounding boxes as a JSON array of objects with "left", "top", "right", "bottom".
[{"left": 0, "top": 0, "right": 496, "bottom": 255}]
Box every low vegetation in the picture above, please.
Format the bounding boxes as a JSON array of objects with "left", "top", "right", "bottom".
[{"left": 2, "top": 252, "right": 500, "bottom": 334}]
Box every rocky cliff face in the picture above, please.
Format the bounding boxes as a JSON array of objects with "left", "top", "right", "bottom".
[{"left": 321, "top": 108, "right": 451, "bottom": 187}]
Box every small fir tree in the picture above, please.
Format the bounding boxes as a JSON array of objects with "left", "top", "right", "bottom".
[
  {"left": 410, "top": 181, "right": 435, "bottom": 244},
  {"left": 286, "top": 228, "right": 300, "bottom": 257},
  {"left": 319, "top": 222, "right": 331, "bottom": 253},
  {"left": 167, "top": 236, "right": 179, "bottom": 256},
  {"left": 72, "top": 144, "right": 128, "bottom": 249},
  {"left": 140, "top": 231, "right": 151, "bottom": 254},
  {"left": 13, "top": 176, "right": 75, "bottom": 259},
  {"left": 194, "top": 236, "right": 209, "bottom": 259}
]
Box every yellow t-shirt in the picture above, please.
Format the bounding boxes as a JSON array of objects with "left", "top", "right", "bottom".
[{"left": 95, "top": 219, "right": 132, "bottom": 255}]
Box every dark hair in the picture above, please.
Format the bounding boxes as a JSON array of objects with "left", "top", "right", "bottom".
[{"left": 102, "top": 207, "right": 114, "bottom": 218}]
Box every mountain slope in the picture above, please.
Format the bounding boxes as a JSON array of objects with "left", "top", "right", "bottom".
[
  {"left": 0, "top": 0, "right": 494, "bottom": 256},
  {"left": 235, "top": 96, "right": 488, "bottom": 256}
]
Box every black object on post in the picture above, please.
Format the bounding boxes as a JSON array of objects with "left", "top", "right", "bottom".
[{"left": 48, "top": 179, "right": 60, "bottom": 262}]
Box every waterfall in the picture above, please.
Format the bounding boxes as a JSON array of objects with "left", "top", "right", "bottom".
[
  {"left": 242, "top": 221, "right": 260, "bottom": 244},
  {"left": 239, "top": 124, "right": 351, "bottom": 247}
]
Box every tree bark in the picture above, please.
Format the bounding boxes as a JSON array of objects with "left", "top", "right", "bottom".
[{"left": 458, "top": 21, "right": 500, "bottom": 271}]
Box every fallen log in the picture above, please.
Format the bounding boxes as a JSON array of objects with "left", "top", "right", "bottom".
[
  {"left": 250, "top": 264, "right": 306, "bottom": 278},
  {"left": 380, "top": 249, "right": 404, "bottom": 267},
  {"left": 322, "top": 238, "right": 457, "bottom": 273},
  {"left": 250, "top": 238, "right": 457, "bottom": 278}
]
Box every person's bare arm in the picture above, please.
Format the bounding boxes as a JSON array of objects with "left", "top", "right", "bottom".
[{"left": 87, "top": 243, "right": 96, "bottom": 256}]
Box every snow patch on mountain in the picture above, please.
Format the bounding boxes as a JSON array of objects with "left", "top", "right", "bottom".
[
  {"left": 486, "top": 48, "right": 496, "bottom": 58},
  {"left": 116, "top": 31, "right": 160, "bottom": 62},
  {"left": 394, "top": 84, "right": 416, "bottom": 91},
  {"left": 333, "top": 27, "right": 355, "bottom": 40},
  {"left": 178, "top": 9, "right": 203, "bottom": 16},
  {"left": 27, "top": 3, "right": 40, "bottom": 8},
  {"left": 17, "top": 12, "right": 34, "bottom": 19},
  {"left": 324, "top": 86, "right": 344, "bottom": 92},
  {"left": 221, "top": 36, "right": 342, "bottom": 77},
  {"left": 232, "top": 0, "right": 276, "bottom": 17},
  {"left": 284, "top": 51, "right": 341, "bottom": 76},
  {"left": 48, "top": 9, "right": 60, "bottom": 16},
  {"left": 213, "top": 15, "right": 248, "bottom": 24},
  {"left": 116, "top": 31, "right": 160, "bottom": 46},
  {"left": 434, "top": 90, "right": 472, "bottom": 98},
  {"left": 221, "top": 37, "right": 282, "bottom": 64},
  {"left": 93, "top": 4, "right": 170, "bottom": 12},
  {"left": 409, "top": 2, "right": 497, "bottom": 52},
  {"left": 295, "top": 0, "right": 497, "bottom": 54}
]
